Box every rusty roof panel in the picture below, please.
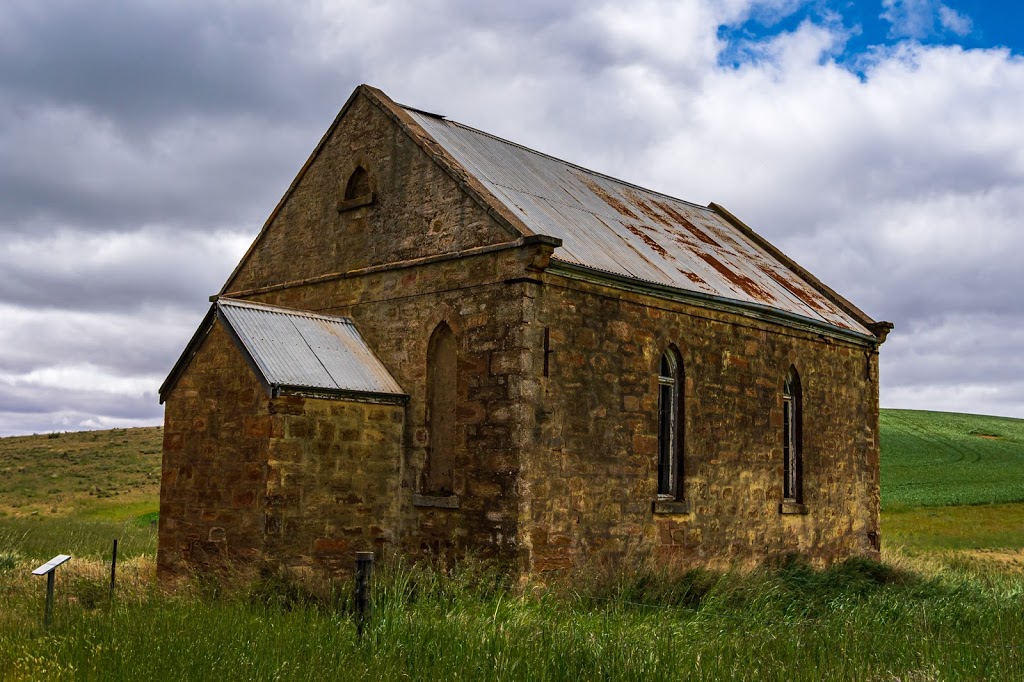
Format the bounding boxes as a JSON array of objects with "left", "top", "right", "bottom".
[
  {"left": 219, "top": 299, "right": 404, "bottom": 396},
  {"left": 406, "top": 109, "right": 870, "bottom": 335}
]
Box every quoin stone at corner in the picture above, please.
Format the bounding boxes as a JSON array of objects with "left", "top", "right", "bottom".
[{"left": 156, "top": 84, "right": 892, "bottom": 578}]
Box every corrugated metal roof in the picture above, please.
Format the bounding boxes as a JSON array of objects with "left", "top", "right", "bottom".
[
  {"left": 218, "top": 299, "right": 404, "bottom": 397},
  {"left": 404, "top": 109, "right": 870, "bottom": 336}
]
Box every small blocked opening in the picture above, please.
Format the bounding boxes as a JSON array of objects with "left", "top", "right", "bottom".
[{"left": 345, "top": 167, "right": 371, "bottom": 201}]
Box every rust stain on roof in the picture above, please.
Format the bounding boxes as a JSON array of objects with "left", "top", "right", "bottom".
[
  {"left": 756, "top": 259, "right": 836, "bottom": 317},
  {"left": 624, "top": 223, "right": 669, "bottom": 258},
  {"left": 625, "top": 191, "right": 674, "bottom": 228},
  {"left": 581, "top": 177, "right": 640, "bottom": 220},
  {"left": 651, "top": 200, "right": 720, "bottom": 248},
  {"left": 696, "top": 251, "right": 775, "bottom": 301},
  {"left": 402, "top": 107, "right": 874, "bottom": 336},
  {"left": 678, "top": 268, "right": 706, "bottom": 285}
]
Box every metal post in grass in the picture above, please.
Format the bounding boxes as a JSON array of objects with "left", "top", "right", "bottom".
[
  {"left": 354, "top": 551, "right": 375, "bottom": 641},
  {"left": 109, "top": 538, "right": 118, "bottom": 601},
  {"left": 32, "top": 554, "right": 71, "bottom": 627}
]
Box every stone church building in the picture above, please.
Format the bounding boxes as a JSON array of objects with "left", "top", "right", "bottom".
[{"left": 157, "top": 85, "right": 892, "bottom": 577}]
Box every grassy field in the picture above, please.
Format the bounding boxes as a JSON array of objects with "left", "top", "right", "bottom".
[
  {"left": 3, "top": 552, "right": 1024, "bottom": 681},
  {"left": 0, "top": 426, "right": 162, "bottom": 519},
  {"left": 879, "top": 409, "right": 1024, "bottom": 556},
  {"left": 880, "top": 408, "right": 1024, "bottom": 508},
  {"left": 2, "top": 413, "right": 1024, "bottom": 679}
]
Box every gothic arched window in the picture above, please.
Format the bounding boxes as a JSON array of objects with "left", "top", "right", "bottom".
[
  {"left": 783, "top": 367, "right": 803, "bottom": 503},
  {"left": 657, "top": 349, "right": 683, "bottom": 498}
]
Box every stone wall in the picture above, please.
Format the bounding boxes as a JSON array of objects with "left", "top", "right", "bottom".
[
  {"left": 234, "top": 244, "right": 549, "bottom": 565},
  {"left": 262, "top": 396, "right": 405, "bottom": 574},
  {"left": 158, "top": 323, "right": 271, "bottom": 575},
  {"left": 519, "top": 274, "right": 881, "bottom": 571}
]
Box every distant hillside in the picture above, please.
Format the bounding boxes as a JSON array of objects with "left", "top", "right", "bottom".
[
  {"left": 880, "top": 409, "right": 1024, "bottom": 508},
  {"left": 0, "top": 426, "right": 162, "bottom": 519},
  {"left": 3, "top": 410, "right": 1023, "bottom": 517}
]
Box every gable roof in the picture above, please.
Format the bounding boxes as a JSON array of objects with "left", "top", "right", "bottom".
[
  {"left": 160, "top": 299, "right": 406, "bottom": 405},
  {"left": 403, "top": 109, "right": 875, "bottom": 338},
  {"left": 220, "top": 84, "right": 885, "bottom": 344}
]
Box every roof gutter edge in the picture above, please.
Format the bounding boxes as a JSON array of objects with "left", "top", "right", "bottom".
[
  {"left": 275, "top": 385, "right": 409, "bottom": 406},
  {"left": 547, "top": 260, "right": 880, "bottom": 347}
]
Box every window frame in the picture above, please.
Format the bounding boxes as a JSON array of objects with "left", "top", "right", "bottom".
[
  {"left": 782, "top": 368, "right": 803, "bottom": 505},
  {"left": 656, "top": 349, "right": 682, "bottom": 501},
  {"left": 337, "top": 166, "right": 375, "bottom": 212}
]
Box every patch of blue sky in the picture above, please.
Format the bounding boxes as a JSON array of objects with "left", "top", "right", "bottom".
[{"left": 717, "top": 1, "right": 1021, "bottom": 74}]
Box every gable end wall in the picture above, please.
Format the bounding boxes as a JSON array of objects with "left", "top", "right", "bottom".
[
  {"left": 158, "top": 323, "right": 271, "bottom": 576},
  {"left": 158, "top": 321, "right": 407, "bottom": 578},
  {"left": 225, "top": 92, "right": 516, "bottom": 294}
]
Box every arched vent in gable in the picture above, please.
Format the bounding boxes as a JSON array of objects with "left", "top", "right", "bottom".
[{"left": 337, "top": 165, "right": 375, "bottom": 212}]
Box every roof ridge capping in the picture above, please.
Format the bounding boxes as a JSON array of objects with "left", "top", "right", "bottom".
[{"left": 708, "top": 203, "right": 892, "bottom": 342}]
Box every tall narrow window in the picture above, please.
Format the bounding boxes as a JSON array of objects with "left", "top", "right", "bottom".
[
  {"left": 657, "top": 350, "right": 682, "bottom": 498},
  {"left": 782, "top": 368, "right": 802, "bottom": 502},
  {"left": 426, "top": 323, "right": 457, "bottom": 494}
]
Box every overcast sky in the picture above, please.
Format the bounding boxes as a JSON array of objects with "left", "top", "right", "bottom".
[{"left": 1, "top": 0, "right": 1022, "bottom": 436}]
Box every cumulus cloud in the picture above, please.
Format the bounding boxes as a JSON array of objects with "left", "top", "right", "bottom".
[
  {"left": 1, "top": 0, "right": 1022, "bottom": 433},
  {"left": 880, "top": 0, "right": 973, "bottom": 40},
  {"left": 938, "top": 5, "right": 972, "bottom": 36}
]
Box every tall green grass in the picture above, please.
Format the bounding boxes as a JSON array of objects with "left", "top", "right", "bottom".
[
  {"left": 0, "top": 515, "right": 156, "bottom": 562},
  {"left": 2, "top": 557, "right": 1024, "bottom": 681}
]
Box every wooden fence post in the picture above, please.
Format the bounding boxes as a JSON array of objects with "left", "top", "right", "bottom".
[
  {"left": 109, "top": 538, "right": 118, "bottom": 601},
  {"left": 354, "top": 551, "right": 375, "bottom": 641}
]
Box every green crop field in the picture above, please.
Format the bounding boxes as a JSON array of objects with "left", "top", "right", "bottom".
[
  {"left": 879, "top": 409, "right": 1024, "bottom": 555},
  {"left": 880, "top": 409, "right": 1024, "bottom": 509}
]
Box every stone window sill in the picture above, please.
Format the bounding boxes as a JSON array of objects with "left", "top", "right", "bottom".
[
  {"left": 337, "top": 193, "right": 375, "bottom": 212},
  {"left": 413, "top": 493, "right": 460, "bottom": 509},
  {"left": 652, "top": 499, "right": 692, "bottom": 515},
  {"left": 779, "top": 501, "right": 808, "bottom": 515}
]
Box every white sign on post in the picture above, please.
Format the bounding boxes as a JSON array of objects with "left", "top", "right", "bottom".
[{"left": 32, "top": 554, "right": 72, "bottom": 576}]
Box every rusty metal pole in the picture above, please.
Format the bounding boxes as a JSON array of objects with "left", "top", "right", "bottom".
[
  {"left": 109, "top": 538, "right": 118, "bottom": 601},
  {"left": 354, "top": 551, "right": 374, "bottom": 641}
]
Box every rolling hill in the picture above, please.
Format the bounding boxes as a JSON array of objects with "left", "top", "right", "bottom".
[
  {"left": 880, "top": 409, "right": 1024, "bottom": 508},
  {"left": 4, "top": 409, "right": 1024, "bottom": 516}
]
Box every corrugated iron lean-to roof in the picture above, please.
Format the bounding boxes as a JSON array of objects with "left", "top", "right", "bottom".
[
  {"left": 159, "top": 299, "right": 406, "bottom": 404},
  {"left": 218, "top": 299, "right": 405, "bottom": 398}
]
